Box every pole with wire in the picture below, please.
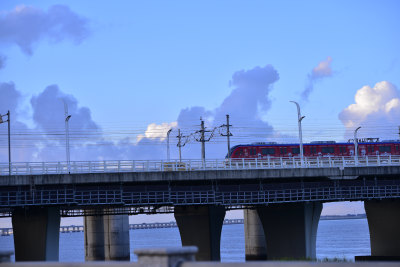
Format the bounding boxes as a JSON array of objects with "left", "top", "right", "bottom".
[
  {"left": 200, "top": 119, "right": 206, "bottom": 163},
  {"left": 7, "top": 111, "right": 10, "bottom": 176},
  {"left": 177, "top": 129, "right": 183, "bottom": 162},
  {"left": 195, "top": 117, "right": 215, "bottom": 165},
  {"left": 221, "top": 114, "right": 233, "bottom": 157},
  {"left": 0, "top": 111, "right": 11, "bottom": 176}
]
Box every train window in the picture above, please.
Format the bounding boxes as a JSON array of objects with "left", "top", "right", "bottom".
[
  {"left": 339, "top": 147, "right": 347, "bottom": 153},
  {"left": 378, "top": 146, "right": 391, "bottom": 152},
  {"left": 322, "top": 147, "right": 335, "bottom": 153},
  {"left": 367, "top": 146, "right": 374, "bottom": 153},
  {"left": 280, "top": 148, "right": 287, "bottom": 154},
  {"left": 310, "top": 147, "right": 317, "bottom": 154},
  {"left": 234, "top": 149, "right": 244, "bottom": 156},
  {"left": 261, "top": 148, "right": 275, "bottom": 155},
  {"left": 292, "top": 147, "right": 300, "bottom": 154},
  {"left": 249, "top": 148, "right": 257, "bottom": 155}
]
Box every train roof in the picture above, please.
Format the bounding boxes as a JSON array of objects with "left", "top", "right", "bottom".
[{"left": 231, "top": 140, "right": 400, "bottom": 148}]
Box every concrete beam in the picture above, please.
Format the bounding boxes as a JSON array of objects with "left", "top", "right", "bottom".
[
  {"left": 257, "top": 202, "right": 322, "bottom": 260},
  {"left": 2, "top": 166, "right": 353, "bottom": 186},
  {"left": 12, "top": 207, "right": 60, "bottom": 261},
  {"left": 365, "top": 199, "right": 400, "bottom": 256},
  {"left": 174, "top": 205, "right": 225, "bottom": 261},
  {"left": 244, "top": 209, "right": 267, "bottom": 261}
]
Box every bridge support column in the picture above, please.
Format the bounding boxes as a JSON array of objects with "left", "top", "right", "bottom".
[
  {"left": 104, "top": 214, "right": 130, "bottom": 261},
  {"left": 84, "top": 212, "right": 130, "bottom": 261},
  {"left": 244, "top": 209, "right": 267, "bottom": 261},
  {"left": 174, "top": 205, "right": 225, "bottom": 261},
  {"left": 365, "top": 200, "right": 400, "bottom": 257},
  {"left": 257, "top": 202, "right": 322, "bottom": 260},
  {"left": 12, "top": 207, "right": 60, "bottom": 261},
  {"left": 84, "top": 214, "right": 105, "bottom": 261}
]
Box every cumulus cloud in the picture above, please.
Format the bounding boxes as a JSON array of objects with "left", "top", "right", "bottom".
[
  {"left": 0, "top": 64, "right": 282, "bottom": 162},
  {"left": 0, "top": 5, "right": 89, "bottom": 55},
  {"left": 0, "top": 82, "right": 21, "bottom": 113},
  {"left": 216, "top": 65, "right": 279, "bottom": 120},
  {"left": 170, "top": 65, "right": 281, "bottom": 159},
  {"left": 302, "top": 56, "right": 333, "bottom": 101},
  {"left": 0, "top": 83, "right": 176, "bottom": 162},
  {"left": 339, "top": 81, "right": 400, "bottom": 139},
  {"left": 31, "top": 85, "right": 98, "bottom": 131},
  {"left": 137, "top": 122, "right": 178, "bottom": 142},
  {"left": 0, "top": 82, "right": 35, "bottom": 162}
]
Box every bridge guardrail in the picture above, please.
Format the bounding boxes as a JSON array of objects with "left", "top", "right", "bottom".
[{"left": 0, "top": 155, "right": 399, "bottom": 176}]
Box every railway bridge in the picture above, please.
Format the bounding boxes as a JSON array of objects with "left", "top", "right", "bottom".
[{"left": 1, "top": 156, "right": 400, "bottom": 262}]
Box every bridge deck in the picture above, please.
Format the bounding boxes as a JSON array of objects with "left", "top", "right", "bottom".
[
  {"left": 1, "top": 156, "right": 399, "bottom": 217},
  {"left": 1, "top": 155, "right": 399, "bottom": 176}
]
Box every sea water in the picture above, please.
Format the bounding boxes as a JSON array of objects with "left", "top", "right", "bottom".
[{"left": 0, "top": 218, "right": 370, "bottom": 262}]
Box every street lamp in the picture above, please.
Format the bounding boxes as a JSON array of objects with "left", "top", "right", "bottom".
[
  {"left": 0, "top": 111, "right": 10, "bottom": 176},
  {"left": 63, "top": 101, "right": 71, "bottom": 173},
  {"left": 167, "top": 128, "right": 172, "bottom": 161},
  {"left": 354, "top": 126, "right": 361, "bottom": 165},
  {"left": 290, "top": 101, "right": 305, "bottom": 165}
]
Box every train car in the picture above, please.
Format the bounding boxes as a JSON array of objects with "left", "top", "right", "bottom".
[{"left": 228, "top": 139, "right": 400, "bottom": 159}]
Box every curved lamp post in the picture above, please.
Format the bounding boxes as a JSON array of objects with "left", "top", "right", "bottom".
[
  {"left": 63, "top": 101, "right": 71, "bottom": 173},
  {"left": 354, "top": 126, "right": 361, "bottom": 165},
  {"left": 167, "top": 128, "right": 172, "bottom": 161},
  {"left": 290, "top": 101, "right": 305, "bottom": 165}
]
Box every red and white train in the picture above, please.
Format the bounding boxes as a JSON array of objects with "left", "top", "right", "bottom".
[{"left": 228, "top": 138, "right": 400, "bottom": 159}]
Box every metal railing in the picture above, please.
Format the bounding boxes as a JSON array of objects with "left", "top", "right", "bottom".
[{"left": 1, "top": 155, "right": 399, "bottom": 176}]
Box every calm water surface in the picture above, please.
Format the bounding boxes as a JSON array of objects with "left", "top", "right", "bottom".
[{"left": 0, "top": 219, "right": 370, "bottom": 262}]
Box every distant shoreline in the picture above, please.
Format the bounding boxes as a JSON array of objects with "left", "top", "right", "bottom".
[{"left": 320, "top": 214, "right": 366, "bottom": 220}]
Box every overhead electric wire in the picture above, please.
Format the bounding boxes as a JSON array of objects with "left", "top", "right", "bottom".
[{"left": 1, "top": 120, "right": 399, "bottom": 150}]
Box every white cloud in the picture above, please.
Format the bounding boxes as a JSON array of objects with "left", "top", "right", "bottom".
[
  {"left": 137, "top": 122, "right": 178, "bottom": 142},
  {"left": 313, "top": 56, "right": 333, "bottom": 77},
  {"left": 339, "top": 81, "right": 400, "bottom": 139},
  {"left": 302, "top": 56, "right": 333, "bottom": 101}
]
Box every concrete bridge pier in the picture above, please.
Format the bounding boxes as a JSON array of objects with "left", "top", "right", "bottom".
[
  {"left": 104, "top": 214, "right": 130, "bottom": 261},
  {"left": 12, "top": 207, "right": 60, "bottom": 261},
  {"left": 174, "top": 205, "right": 225, "bottom": 261},
  {"left": 84, "top": 214, "right": 105, "bottom": 261},
  {"left": 244, "top": 209, "right": 267, "bottom": 261},
  {"left": 257, "top": 202, "right": 322, "bottom": 260},
  {"left": 84, "top": 212, "right": 130, "bottom": 261},
  {"left": 365, "top": 199, "right": 400, "bottom": 257}
]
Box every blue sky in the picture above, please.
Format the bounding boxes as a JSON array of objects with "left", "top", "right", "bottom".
[
  {"left": 0, "top": 1, "right": 399, "bottom": 222},
  {"left": 1, "top": 1, "right": 399, "bottom": 137}
]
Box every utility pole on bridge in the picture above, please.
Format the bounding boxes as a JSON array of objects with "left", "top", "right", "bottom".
[
  {"left": 176, "top": 129, "right": 186, "bottom": 162},
  {"left": 0, "top": 110, "right": 10, "bottom": 176},
  {"left": 195, "top": 118, "right": 214, "bottom": 165},
  {"left": 220, "top": 114, "right": 233, "bottom": 157}
]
